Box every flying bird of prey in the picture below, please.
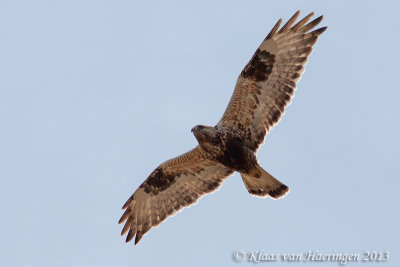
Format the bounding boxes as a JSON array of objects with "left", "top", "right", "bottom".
[{"left": 119, "top": 11, "right": 326, "bottom": 245}]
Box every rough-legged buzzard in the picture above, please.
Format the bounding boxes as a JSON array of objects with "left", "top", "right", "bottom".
[{"left": 119, "top": 11, "right": 327, "bottom": 245}]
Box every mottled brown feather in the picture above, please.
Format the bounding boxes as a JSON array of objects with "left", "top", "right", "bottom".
[
  {"left": 119, "top": 146, "right": 234, "bottom": 244},
  {"left": 218, "top": 11, "right": 326, "bottom": 151}
]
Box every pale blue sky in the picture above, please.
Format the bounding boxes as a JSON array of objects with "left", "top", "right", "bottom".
[{"left": 1, "top": 0, "right": 399, "bottom": 266}]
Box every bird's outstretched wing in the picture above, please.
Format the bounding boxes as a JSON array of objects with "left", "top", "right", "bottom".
[
  {"left": 218, "top": 11, "right": 327, "bottom": 151},
  {"left": 119, "top": 146, "right": 234, "bottom": 244}
]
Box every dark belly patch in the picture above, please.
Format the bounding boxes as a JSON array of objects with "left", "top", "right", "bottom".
[{"left": 216, "top": 137, "right": 251, "bottom": 172}]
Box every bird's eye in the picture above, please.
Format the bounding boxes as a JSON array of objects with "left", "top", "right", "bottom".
[{"left": 198, "top": 125, "right": 205, "bottom": 129}]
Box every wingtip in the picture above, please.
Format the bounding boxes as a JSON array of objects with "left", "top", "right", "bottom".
[
  {"left": 298, "top": 14, "right": 326, "bottom": 33},
  {"left": 134, "top": 232, "right": 143, "bottom": 245},
  {"left": 292, "top": 11, "right": 315, "bottom": 31},
  {"left": 118, "top": 209, "right": 130, "bottom": 224},
  {"left": 266, "top": 18, "right": 282, "bottom": 39},
  {"left": 314, "top": 26, "right": 328, "bottom": 35},
  {"left": 123, "top": 230, "right": 143, "bottom": 245},
  {"left": 314, "top": 15, "right": 324, "bottom": 24},
  {"left": 125, "top": 229, "right": 135, "bottom": 243},
  {"left": 278, "top": 10, "right": 301, "bottom": 34},
  {"left": 122, "top": 196, "right": 133, "bottom": 209}
]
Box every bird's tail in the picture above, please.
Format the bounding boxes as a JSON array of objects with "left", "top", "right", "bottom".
[{"left": 240, "top": 165, "right": 289, "bottom": 199}]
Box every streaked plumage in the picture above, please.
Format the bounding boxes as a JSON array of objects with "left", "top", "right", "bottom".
[{"left": 119, "top": 11, "right": 327, "bottom": 245}]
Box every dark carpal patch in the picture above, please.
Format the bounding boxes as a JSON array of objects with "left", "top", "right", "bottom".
[
  {"left": 216, "top": 137, "right": 252, "bottom": 172},
  {"left": 140, "top": 167, "right": 176, "bottom": 195},
  {"left": 242, "top": 49, "right": 275, "bottom": 82}
]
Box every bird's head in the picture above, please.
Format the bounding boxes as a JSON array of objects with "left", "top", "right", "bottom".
[
  {"left": 191, "top": 125, "right": 216, "bottom": 144},
  {"left": 191, "top": 125, "right": 206, "bottom": 133}
]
